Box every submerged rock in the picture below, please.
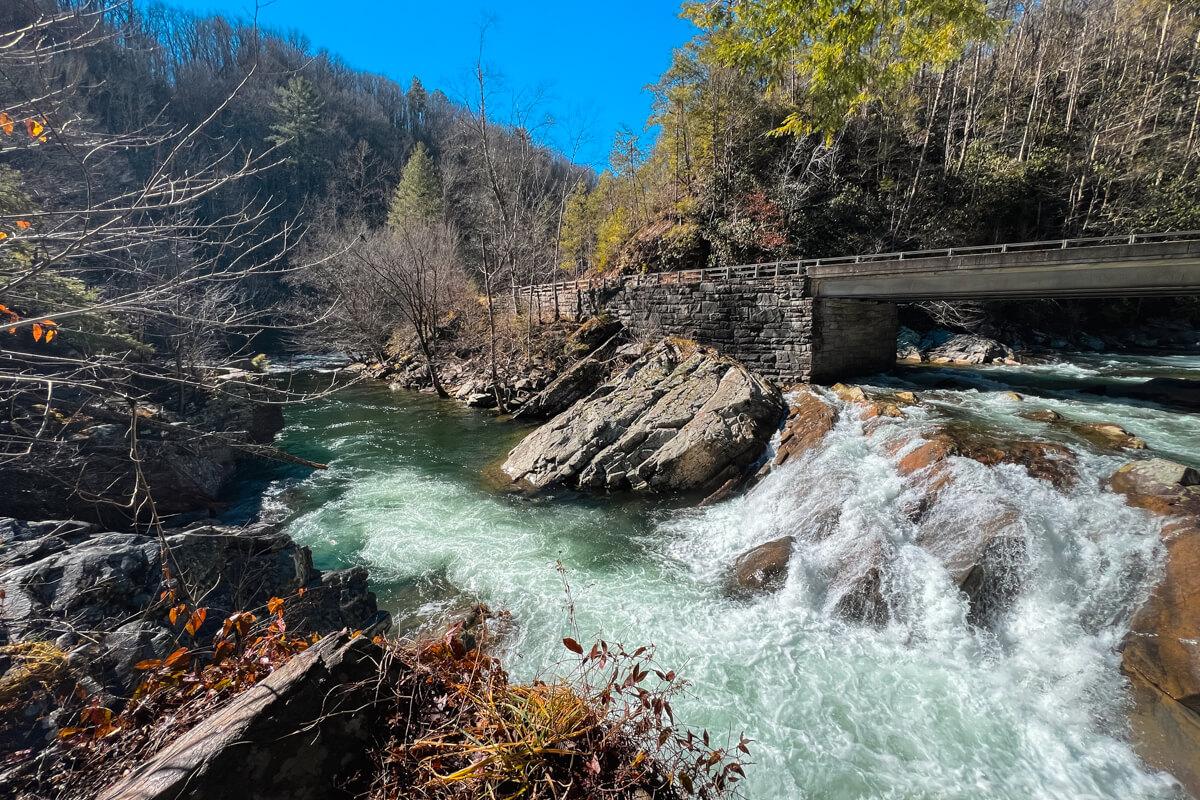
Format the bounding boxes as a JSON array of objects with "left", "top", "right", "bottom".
[
  {"left": 726, "top": 536, "right": 795, "bottom": 598},
  {"left": 1072, "top": 421, "right": 1147, "bottom": 451},
  {"left": 501, "top": 341, "right": 785, "bottom": 496}
]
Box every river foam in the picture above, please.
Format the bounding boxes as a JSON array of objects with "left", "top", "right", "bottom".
[{"left": 262, "top": 356, "right": 1200, "bottom": 799}]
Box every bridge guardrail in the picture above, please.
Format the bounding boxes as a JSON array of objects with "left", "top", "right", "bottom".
[{"left": 521, "top": 230, "right": 1200, "bottom": 295}]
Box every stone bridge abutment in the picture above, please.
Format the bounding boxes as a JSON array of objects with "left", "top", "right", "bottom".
[{"left": 523, "top": 233, "right": 1200, "bottom": 385}]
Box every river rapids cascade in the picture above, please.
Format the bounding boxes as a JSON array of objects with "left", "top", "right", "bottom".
[{"left": 252, "top": 352, "right": 1200, "bottom": 800}]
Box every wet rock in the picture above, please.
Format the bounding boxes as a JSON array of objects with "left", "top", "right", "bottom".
[
  {"left": 1109, "top": 459, "right": 1200, "bottom": 508},
  {"left": 925, "top": 333, "right": 1014, "bottom": 365},
  {"left": 1108, "top": 460, "right": 1200, "bottom": 716},
  {"left": 1128, "top": 673, "right": 1200, "bottom": 799},
  {"left": 97, "top": 632, "right": 393, "bottom": 800},
  {"left": 1072, "top": 421, "right": 1147, "bottom": 451},
  {"left": 831, "top": 383, "right": 868, "bottom": 404},
  {"left": 893, "top": 391, "right": 918, "bottom": 405},
  {"left": 1020, "top": 409, "right": 1063, "bottom": 423},
  {"left": 464, "top": 392, "right": 497, "bottom": 408},
  {"left": 502, "top": 341, "right": 785, "bottom": 496},
  {"left": 773, "top": 388, "right": 838, "bottom": 467},
  {"left": 726, "top": 536, "right": 795, "bottom": 598},
  {"left": 890, "top": 428, "right": 1078, "bottom": 490},
  {"left": 1000, "top": 391, "right": 1023, "bottom": 402},
  {"left": 831, "top": 540, "right": 890, "bottom": 626},
  {"left": 917, "top": 506, "right": 1026, "bottom": 623}
]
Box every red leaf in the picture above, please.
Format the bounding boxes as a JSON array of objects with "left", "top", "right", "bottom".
[{"left": 562, "top": 637, "right": 583, "bottom": 655}]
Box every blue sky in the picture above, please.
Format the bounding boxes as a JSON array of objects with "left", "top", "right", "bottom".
[{"left": 162, "top": 0, "right": 697, "bottom": 170}]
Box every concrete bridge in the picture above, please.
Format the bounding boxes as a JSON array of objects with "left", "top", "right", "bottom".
[{"left": 524, "top": 232, "right": 1200, "bottom": 384}]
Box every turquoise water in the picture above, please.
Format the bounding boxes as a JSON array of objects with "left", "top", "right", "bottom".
[{"left": 245, "top": 355, "right": 1200, "bottom": 800}]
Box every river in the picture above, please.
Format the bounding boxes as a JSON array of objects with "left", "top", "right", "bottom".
[{"left": 231, "top": 353, "right": 1200, "bottom": 800}]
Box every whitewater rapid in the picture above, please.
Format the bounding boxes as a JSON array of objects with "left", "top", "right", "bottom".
[{"left": 254, "top": 355, "right": 1200, "bottom": 799}]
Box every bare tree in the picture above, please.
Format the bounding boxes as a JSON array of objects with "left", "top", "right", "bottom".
[{"left": 0, "top": 2, "right": 331, "bottom": 526}]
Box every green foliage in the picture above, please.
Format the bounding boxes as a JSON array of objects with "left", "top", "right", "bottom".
[
  {"left": 594, "top": 207, "right": 631, "bottom": 273},
  {"left": 683, "top": 0, "right": 1002, "bottom": 139},
  {"left": 268, "top": 76, "right": 325, "bottom": 165},
  {"left": 387, "top": 142, "right": 443, "bottom": 226},
  {"left": 558, "top": 181, "right": 599, "bottom": 272}
]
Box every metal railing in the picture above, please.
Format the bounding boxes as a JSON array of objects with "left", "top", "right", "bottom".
[{"left": 522, "top": 230, "right": 1200, "bottom": 296}]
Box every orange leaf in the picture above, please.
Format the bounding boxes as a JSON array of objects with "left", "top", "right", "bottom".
[
  {"left": 134, "top": 658, "right": 163, "bottom": 670},
  {"left": 266, "top": 597, "right": 284, "bottom": 616},
  {"left": 0, "top": 232, "right": 8, "bottom": 241},
  {"left": 168, "top": 603, "right": 186, "bottom": 625},
  {"left": 44, "top": 327, "right": 56, "bottom": 343},
  {"left": 184, "top": 607, "right": 207, "bottom": 636},
  {"left": 15, "top": 220, "right": 30, "bottom": 230},
  {"left": 31, "top": 323, "right": 43, "bottom": 342},
  {"left": 164, "top": 646, "right": 190, "bottom": 668},
  {"left": 0, "top": 112, "right": 12, "bottom": 135},
  {"left": 25, "top": 118, "right": 44, "bottom": 138}
]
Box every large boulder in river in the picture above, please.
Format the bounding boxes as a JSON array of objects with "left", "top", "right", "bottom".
[
  {"left": 502, "top": 341, "right": 786, "bottom": 496},
  {"left": 726, "top": 536, "right": 795, "bottom": 598},
  {"left": 1108, "top": 460, "right": 1200, "bottom": 711},
  {"left": 925, "top": 333, "right": 1014, "bottom": 365}
]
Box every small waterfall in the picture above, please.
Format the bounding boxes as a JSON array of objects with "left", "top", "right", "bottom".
[{"left": 269, "top": 355, "right": 1200, "bottom": 799}]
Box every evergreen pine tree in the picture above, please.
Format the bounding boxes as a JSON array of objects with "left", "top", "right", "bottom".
[
  {"left": 388, "top": 142, "right": 443, "bottom": 226},
  {"left": 268, "top": 76, "right": 324, "bottom": 165}
]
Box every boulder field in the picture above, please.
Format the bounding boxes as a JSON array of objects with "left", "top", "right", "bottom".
[{"left": 502, "top": 340, "right": 786, "bottom": 497}]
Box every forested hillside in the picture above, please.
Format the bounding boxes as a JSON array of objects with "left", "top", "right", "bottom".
[{"left": 566, "top": 0, "right": 1200, "bottom": 277}]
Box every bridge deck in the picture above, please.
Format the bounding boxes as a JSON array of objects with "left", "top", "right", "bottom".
[{"left": 525, "top": 231, "right": 1200, "bottom": 302}]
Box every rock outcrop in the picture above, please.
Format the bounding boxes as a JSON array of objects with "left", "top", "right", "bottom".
[
  {"left": 1108, "top": 459, "right": 1200, "bottom": 797},
  {"left": 97, "top": 632, "right": 392, "bottom": 800},
  {"left": 0, "top": 381, "right": 285, "bottom": 526},
  {"left": 0, "top": 518, "right": 386, "bottom": 699},
  {"left": 502, "top": 341, "right": 785, "bottom": 496},
  {"left": 896, "top": 327, "right": 1018, "bottom": 365},
  {"left": 772, "top": 388, "right": 839, "bottom": 468},
  {"left": 1109, "top": 460, "right": 1200, "bottom": 709}
]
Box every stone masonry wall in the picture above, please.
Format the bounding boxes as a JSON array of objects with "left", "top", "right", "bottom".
[
  {"left": 606, "top": 278, "right": 814, "bottom": 384},
  {"left": 809, "top": 299, "right": 899, "bottom": 382},
  {"left": 523, "top": 276, "right": 898, "bottom": 385}
]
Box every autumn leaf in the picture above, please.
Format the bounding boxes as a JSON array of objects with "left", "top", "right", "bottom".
[
  {"left": 266, "top": 596, "right": 284, "bottom": 616},
  {"left": 563, "top": 637, "right": 583, "bottom": 655},
  {"left": 25, "top": 117, "right": 44, "bottom": 138},
  {"left": 31, "top": 323, "right": 43, "bottom": 342},
  {"left": 15, "top": 220, "right": 30, "bottom": 229},
  {"left": 164, "top": 646, "right": 190, "bottom": 668},
  {"left": 134, "top": 658, "right": 163, "bottom": 670},
  {"left": 184, "top": 607, "right": 207, "bottom": 636},
  {"left": 0, "top": 112, "right": 12, "bottom": 135},
  {"left": 0, "top": 232, "right": 8, "bottom": 241},
  {"left": 168, "top": 603, "right": 187, "bottom": 625}
]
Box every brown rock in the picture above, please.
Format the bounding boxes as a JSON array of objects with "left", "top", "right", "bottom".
[
  {"left": 773, "top": 388, "right": 838, "bottom": 467},
  {"left": 1073, "top": 421, "right": 1147, "bottom": 450},
  {"left": 726, "top": 536, "right": 795, "bottom": 597},
  {"left": 1020, "top": 409, "right": 1063, "bottom": 423},
  {"left": 1128, "top": 672, "right": 1200, "bottom": 799},
  {"left": 831, "top": 383, "right": 868, "bottom": 404},
  {"left": 1124, "top": 521, "right": 1200, "bottom": 712}
]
